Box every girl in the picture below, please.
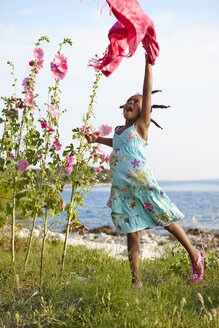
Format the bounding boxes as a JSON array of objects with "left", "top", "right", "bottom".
[{"left": 85, "top": 54, "right": 204, "bottom": 288}]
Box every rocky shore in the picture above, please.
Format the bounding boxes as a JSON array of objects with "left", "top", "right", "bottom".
[{"left": 1, "top": 224, "right": 218, "bottom": 260}]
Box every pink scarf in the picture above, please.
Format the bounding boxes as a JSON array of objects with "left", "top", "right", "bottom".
[{"left": 88, "top": 0, "right": 160, "bottom": 77}]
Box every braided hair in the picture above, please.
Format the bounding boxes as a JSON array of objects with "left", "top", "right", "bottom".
[{"left": 120, "top": 90, "right": 170, "bottom": 129}]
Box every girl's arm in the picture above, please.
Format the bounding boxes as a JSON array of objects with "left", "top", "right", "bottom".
[
  {"left": 85, "top": 133, "right": 113, "bottom": 147},
  {"left": 135, "top": 55, "right": 152, "bottom": 140}
]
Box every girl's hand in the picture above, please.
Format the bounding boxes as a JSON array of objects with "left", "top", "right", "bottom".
[{"left": 85, "top": 132, "right": 99, "bottom": 143}]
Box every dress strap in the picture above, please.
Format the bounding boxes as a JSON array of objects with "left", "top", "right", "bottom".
[{"left": 115, "top": 125, "right": 122, "bottom": 132}]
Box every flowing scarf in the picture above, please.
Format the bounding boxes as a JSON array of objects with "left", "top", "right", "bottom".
[{"left": 88, "top": 0, "right": 160, "bottom": 77}]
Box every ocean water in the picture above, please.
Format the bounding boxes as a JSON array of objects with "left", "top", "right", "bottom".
[{"left": 40, "top": 179, "right": 219, "bottom": 236}]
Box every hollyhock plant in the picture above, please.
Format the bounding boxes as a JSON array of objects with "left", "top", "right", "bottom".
[
  {"left": 50, "top": 105, "right": 57, "bottom": 118},
  {"left": 48, "top": 127, "right": 55, "bottom": 133},
  {"left": 18, "top": 159, "right": 29, "bottom": 172},
  {"left": 53, "top": 139, "right": 62, "bottom": 151},
  {"left": 99, "top": 124, "right": 112, "bottom": 136}
]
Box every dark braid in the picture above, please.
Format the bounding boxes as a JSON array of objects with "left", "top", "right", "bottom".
[{"left": 119, "top": 90, "right": 170, "bottom": 129}]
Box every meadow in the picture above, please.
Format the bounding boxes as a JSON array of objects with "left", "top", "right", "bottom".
[{"left": 0, "top": 234, "right": 218, "bottom": 328}]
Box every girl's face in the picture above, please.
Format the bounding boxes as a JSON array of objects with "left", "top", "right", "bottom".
[{"left": 123, "top": 95, "right": 142, "bottom": 122}]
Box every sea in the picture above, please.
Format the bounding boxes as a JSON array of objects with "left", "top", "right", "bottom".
[{"left": 36, "top": 179, "right": 219, "bottom": 236}]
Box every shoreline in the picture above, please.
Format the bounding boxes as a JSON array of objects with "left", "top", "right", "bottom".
[{"left": 1, "top": 224, "right": 218, "bottom": 260}]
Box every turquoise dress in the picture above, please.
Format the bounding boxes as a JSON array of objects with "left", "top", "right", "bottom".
[{"left": 107, "top": 124, "right": 184, "bottom": 234}]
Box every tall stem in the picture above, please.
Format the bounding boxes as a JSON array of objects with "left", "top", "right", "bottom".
[
  {"left": 60, "top": 186, "right": 75, "bottom": 279},
  {"left": 40, "top": 209, "right": 48, "bottom": 285},
  {"left": 24, "top": 210, "right": 38, "bottom": 270},
  {"left": 11, "top": 176, "right": 17, "bottom": 264}
]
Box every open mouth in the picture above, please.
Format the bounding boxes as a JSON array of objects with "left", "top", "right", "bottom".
[{"left": 126, "top": 107, "right": 133, "bottom": 112}]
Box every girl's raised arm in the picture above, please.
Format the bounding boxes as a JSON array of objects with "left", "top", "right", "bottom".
[{"left": 135, "top": 55, "right": 152, "bottom": 140}]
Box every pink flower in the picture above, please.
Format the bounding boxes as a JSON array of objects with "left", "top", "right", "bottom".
[
  {"left": 9, "top": 153, "right": 15, "bottom": 160},
  {"left": 93, "top": 153, "right": 98, "bottom": 158},
  {"left": 38, "top": 155, "right": 42, "bottom": 160},
  {"left": 41, "top": 121, "right": 48, "bottom": 129},
  {"left": 49, "top": 127, "right": 55, "bottom": 133},
  {"left": 66, "top": 155, "right": 74, "bottom": 166},
  {"left": 90, "top": 268, "right": 95, "bottom": 272},
  {"left": 53, "top": 139, "right": 62, "bottom": 151},
  {"left": 96, "top": 168, "right": 101, "bottom": 173},
  {"left": 22, "top": 77, "right": 31, "bottom": 89},
  {"left": 25, "top": 91, "right": 35, "bottom": 108},
  {"left": 53, "top": 53, "right": 67, "bottom": 66},
  {"left": 18, "top": 159, "right": 29, "bottom": 172},
  {"left": 99, "top": 124, "right": 112, "bottom": 136},
  {"left": 96, "top": 143, "right": 102, "bottom": 153},
  {"left": 59, "top": 200, "right": 66, "bottom": 210},
  {"left": 33, "top": 48, "right": 44, "bottom": 61},
  {"left": 50, "top": 105, "right": 57, "bottom": 118},
  {"left": 50, "top": 53, "right": 68, "bottom": 81},
  {"left": 65, "top": 165, "right": 73, "bottom": 175},
  {"left": 36, "top": 59, "right": 44, "bottom": 70}
]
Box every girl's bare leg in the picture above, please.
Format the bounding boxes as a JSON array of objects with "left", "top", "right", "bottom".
[
  {"left": 127, "top": 231, "right": 141, "bottom": 284},
  {"left": 164, "top": 222, "right": 199, "bottom": 263}
]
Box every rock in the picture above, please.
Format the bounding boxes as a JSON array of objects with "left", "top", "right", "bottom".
[{"left": 88, "top": 225, "right": 117, "bottom": 236}]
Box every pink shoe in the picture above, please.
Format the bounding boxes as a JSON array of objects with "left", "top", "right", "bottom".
[{"left": 191, "top": 251, "right": 204, "bottom": 283}]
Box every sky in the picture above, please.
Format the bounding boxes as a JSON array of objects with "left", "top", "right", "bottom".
[{"left": 1, "top": 0, "right": 219, "bottom": 181}]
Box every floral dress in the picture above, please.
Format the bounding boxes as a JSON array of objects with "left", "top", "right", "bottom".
[{"left": 107, "top": 124, "right": 184, "bottom": 234}]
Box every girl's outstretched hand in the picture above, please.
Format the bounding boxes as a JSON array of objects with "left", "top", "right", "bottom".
[{"left": 85, "top": 132, "right": 99, "bottom": 144}]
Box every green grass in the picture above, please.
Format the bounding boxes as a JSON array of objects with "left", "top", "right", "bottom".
[{"left": 0, "top": 235, "right": 218, "bottom": 328}]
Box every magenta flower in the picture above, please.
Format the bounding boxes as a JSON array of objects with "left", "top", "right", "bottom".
[
  {"left": 99, "top": 124, "right": 112, "bottom": 136},
  {"left": 18, "top": 102, "right": 23, "bottom": 109},
  {"left": 41, "top": 121, "right": 48, "bottom": 129},
  {"left": 50, "top": 53, "right": 68, "bottom": 81},
  {"left": 49, "top": 127, "right": 55, "bottom": 133},
  {"left": 96, "top": 168, "right": 101, "bottom": 173},
  {"left": 53, "top": 139, "right": 62, "bottom": 151},
  {"left": 22, "top": 77, "right": 31, "bottom": 89},
  {"left": 90, "top": 268, "right": 95, "bottom": 272},
  {"left": 50, "top": 105, "right": 57, "bottom": 118},
  {"left": 33, "top": 48, "right": 44, "bottom": 61},
  {"left": 66, "top": 155, "right": 74, "bottom": 166},
  {"left": 9, "top": 153, "right": 15, "bottom": 160},
  {"left": 29, "top": 60, "right": 35, "bottom": 67},
  {"left": 18, "top": 159, "right": 29, "bottom": 172},
  {"left": 38, "top": 155, "right": 42, "bottom": 160},
  {"left": 65, "top": 165, "right": 73, "bottom": 175}
]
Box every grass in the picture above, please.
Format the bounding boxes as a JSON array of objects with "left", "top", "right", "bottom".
[{"left": 0, "top": 234, "right": 218, "bottom": 328}]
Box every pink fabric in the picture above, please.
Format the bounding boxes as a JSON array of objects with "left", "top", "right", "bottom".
[{"left": 88, "top": 0, "right": 160, "bottom": 77}]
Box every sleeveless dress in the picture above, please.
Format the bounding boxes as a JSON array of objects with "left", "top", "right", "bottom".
[{"left": 107, "top": 124, "right": 184, "bottom": 234}]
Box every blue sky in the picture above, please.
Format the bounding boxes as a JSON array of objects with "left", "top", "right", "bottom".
[{"left": 1, "top": 0, "right": 219, "bottom": 180}]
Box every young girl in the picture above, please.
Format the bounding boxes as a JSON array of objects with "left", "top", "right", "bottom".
[{"left": 85, "top": 54, "right": 204, "bottom": 288}]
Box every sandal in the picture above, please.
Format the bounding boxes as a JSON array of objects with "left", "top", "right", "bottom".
[{"left": 191, "top": 251, "right": 204, "bottom": 283}]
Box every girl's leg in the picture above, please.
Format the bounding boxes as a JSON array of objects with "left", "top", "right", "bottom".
[
  {"left": 164, "top": 222, "right": 199, "bottom": 263},
  {"left": 127, "top": 231, "right": 141, "bottom": 284}
]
